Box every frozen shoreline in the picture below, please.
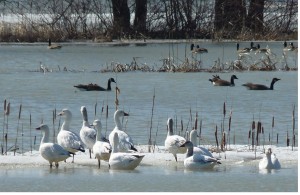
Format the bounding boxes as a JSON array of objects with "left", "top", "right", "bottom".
[{"left": 0, "top": 144, "right": 297, "bottom": 169}]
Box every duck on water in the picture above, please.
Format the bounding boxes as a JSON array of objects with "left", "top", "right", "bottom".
[{"left": 74, "top": 78, "right": 116, "bottom": 91}]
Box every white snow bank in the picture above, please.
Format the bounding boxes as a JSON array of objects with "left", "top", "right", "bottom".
[{"left": 0, "top": 145, "right": 297, "bottom": 169}]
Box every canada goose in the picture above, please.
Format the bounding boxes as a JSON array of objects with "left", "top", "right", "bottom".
[
  {"left": 208, "top": 75, "right": 221, "bottom": 83},
  {"left": 250, "top": 42, "right": 259, "bottom": 52},
  {"left": 48, "top": 39, "right": 62, "bottom": 49},
  {"left": 190, "top": 43, "right": 208, "bottom": 54},
  {"left": 212, "top": 75, "right": 238, "bottom": 86},
  {"left": 236, "top": 43, "right": 250, "bottom": 54},
  {"left": 283, "top": 41, "right": 297, "bottom": 52},
  {"left": 74, "top": 78, "right": 116, "bottom": 91},
  {"left": 255, "top": 44, "right": 271, "bottom": 55},
  {"left": 242, "top": 78, "right": 280, "bottom": 90}
]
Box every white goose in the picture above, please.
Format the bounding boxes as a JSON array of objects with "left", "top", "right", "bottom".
[
  {"left": 57, "top": 108, "right": 85, "bottom": 163},
  {"left": 189, "top": 129, "right": 214, "bottom": 157},
  {"left": 109, "top": 132, "right": 144, "bottom": 170},
  {"left": 259, "top": 148, "right": 281, "bottom": 170},
  {"left": 181, "top": 141, "right": 221, "bottom": 170},
  {"left": 36, "top": 124, "right": 72, "bottom": 168},
  {"left": 92, "top": 119, "right": 112, "bottom": 168},
  {"left": 164, "top": 118, "right": 187, "bottom": 162},
  {"left": 108, "top": 110, "right": 137, "bottom": 152},
  {"left": 80, "top": 106, "right": 97, "bottom": 158}
]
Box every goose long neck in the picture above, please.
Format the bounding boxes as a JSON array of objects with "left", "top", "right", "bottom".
[
  {"left": 186, "top": 143, "right": 193, "bottom": 158},
  {"left": 107, "top": 79, "right": 112, "bottom": 90},
  {"left": 167, "top": 119, "right": 174, "bottom": 136},
  {"left": 81, "top": 107, "right": 89, "bottom": 126},
  {"left": 115, "top": 115, "right": 123, "bottom": 130},
  {"left": 61, "top": 117, "right": 71, "bottom": 131},
  {"left": 269, "top": 80, "right": 276, "bottom": 90},
  {"left": 48, "top": 39, "right": 51, "bottom": 46},
  {"left": 112, "top": 133, "right": 119, "bottom": 153},
  {"left": 190, "top": 130, "right": 198, "bottom": 146},
  {"left": 230, "top": 76, "right": 235, "bottom": 85},
  {"left": 40, "top": 129, "right": 49, "bottom": 144},
  {"left": 96, "top": 126, "right": 101, "bottom": 141}
]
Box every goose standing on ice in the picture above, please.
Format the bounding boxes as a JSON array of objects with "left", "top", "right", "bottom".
[
  {"left": 80, "top": 106, "right": 97, "bottom": 158},
  {"left": 36, "top": 124, "right": 73, "bottom": 168},
  {"left": 109, "top": 132, "right": 144, "bottom": 170},
  {"left": 259, "top": 148, "right": 281, "bottom": 170},
  {"left": 92, "top": 119, "right": 112, "bottom": 168},
  {"left": 108, "top": 110, "right": 137, "bottom": 152},
  {"left": 57, "top": 108, "right": 85, "bottom": 163},
  {"left": 74, "top": 78, "right": 116, "bottom": 91},
  {"left": 181, "top": 141, "right": 221, "bottom": 170},
  {"left": 48, "top": 38, "right": 62, "bottom": 49},
  {"left": 164, "top": 118, "right": 187, "bottom": 162}
]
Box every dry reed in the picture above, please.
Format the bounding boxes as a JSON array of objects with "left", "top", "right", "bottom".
[{"left": 148, "top": 88, "right": 156, "bottom": 153}]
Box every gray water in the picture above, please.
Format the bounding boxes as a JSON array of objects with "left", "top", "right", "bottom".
[{"left": 0, "top": 40, "right": 298, "bottom": 192}]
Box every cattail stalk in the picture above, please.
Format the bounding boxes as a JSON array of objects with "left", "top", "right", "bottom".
[
  {"left": 52, "top": 109, "right": 56, "bottom": 143},
  {"left": 215, "top": 125, "right": 219, "bottom": 152},
  {"left": 251, "top": 120, "right": 255, "bottom": 150},
  {"left": 199, "top": 119, "right": 202, "bottom": 146},
  {"left": 14, "top": 104, "right": 22, "bottom": 156},
  {"left": 148, "top": 88, "right": 155, "bottom": 152},
  {"left": 30, "top": 113, "right": 32, "bottom": 153},
  {"left": 271, "top": 116, "right": 274, "bottom": 145},
  {"left": 292, "top": 104, "right": 295, "bottom": 150},
  {"left": 2, "top": 99, "right": 6, "bottom": 155}
]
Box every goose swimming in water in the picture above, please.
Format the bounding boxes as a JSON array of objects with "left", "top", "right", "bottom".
[
  {"left": 242, "top": 78, "right": 280, "bottom": 90},
  {"left": 57, "top": 108, "right": 85, "bottom": 163},
  {"left": 36, "top": 124, "right": 73, "bottom": 168},
  {"left": 236, "top": 43, "right": 250, "bottom": 54},
  {"left": 109, "top": 132, "right": 145, "bottom": 170},
  {"left": 259, "top": 148, "right": 281, "bottom": 170},
  {"left": 208, "top": 75, "right": 221, "bottom": 83},
  {"left": 47, "top": 38, "right": 62, "bottom": 49},
  {"left": 108, "top": 110, "right": 137, "bottom": 152},
  {"left": 164, "top": 118, "right": 187, "bottom": 162},
  {"left": 181, "top": 141, "right": 221, "bottom": 170},
  {"left": 212, "top": 75, "right": 238, "bottom": 86},
  {"left": 92, "top": 119, "right": 112, "bottom": 168},
  {"left": 189, "top": 129, "right": 216, "bottom": 158},
  {"left": 74, "top": 78, "right": 116, "bottom": 91},
  {"left": 190, "top": 43, "right": 208, "bottom": 54}
]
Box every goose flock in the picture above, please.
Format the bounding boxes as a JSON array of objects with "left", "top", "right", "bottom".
[
  {"left": 37, "top": 109, "right": 280, "bottom": 171},
  {"left": 209, "top": 75, "right": 281, "bottom": 90}
]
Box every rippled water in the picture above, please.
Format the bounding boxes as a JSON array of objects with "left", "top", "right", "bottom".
[{"left": 0, "top": 40, "right": 298, "bottom": 192}]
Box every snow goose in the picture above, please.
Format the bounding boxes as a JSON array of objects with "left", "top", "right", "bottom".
[
  {"left": 36, "top": 124, "right": 73, "bottom": 168},
  {"left": 80, "top": 106, "right": 97, "bottom": 158},
  {"left": 92, "top": 119, "right": 112, "bottom": 168},
  {"left": 189, "top": 129, "right": 215, "bottom": 158},
  {"left": 74, "top": 78, "right": 116, "bottom": 91},
  {"left": 109, "top": 132, "right": 144, "bottom": 170},
  {"left": 57, "top": 108, "right": 85, "bottom": 163},
  {"left": 164, "top": 118, "right": 187, "bottom": 162},
  {"left": 108, "top": 110, "right": 137, "bottom": 152},
  {"left": 259, "top": 148, "right": 281, "bottom": 170},
  {"left": 181, "top": 141, "right": 221, "bottom": 170}
]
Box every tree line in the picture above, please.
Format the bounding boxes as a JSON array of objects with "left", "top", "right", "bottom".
[{"left": 0, "top": 0, "right": 297, "bottom": 42}]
